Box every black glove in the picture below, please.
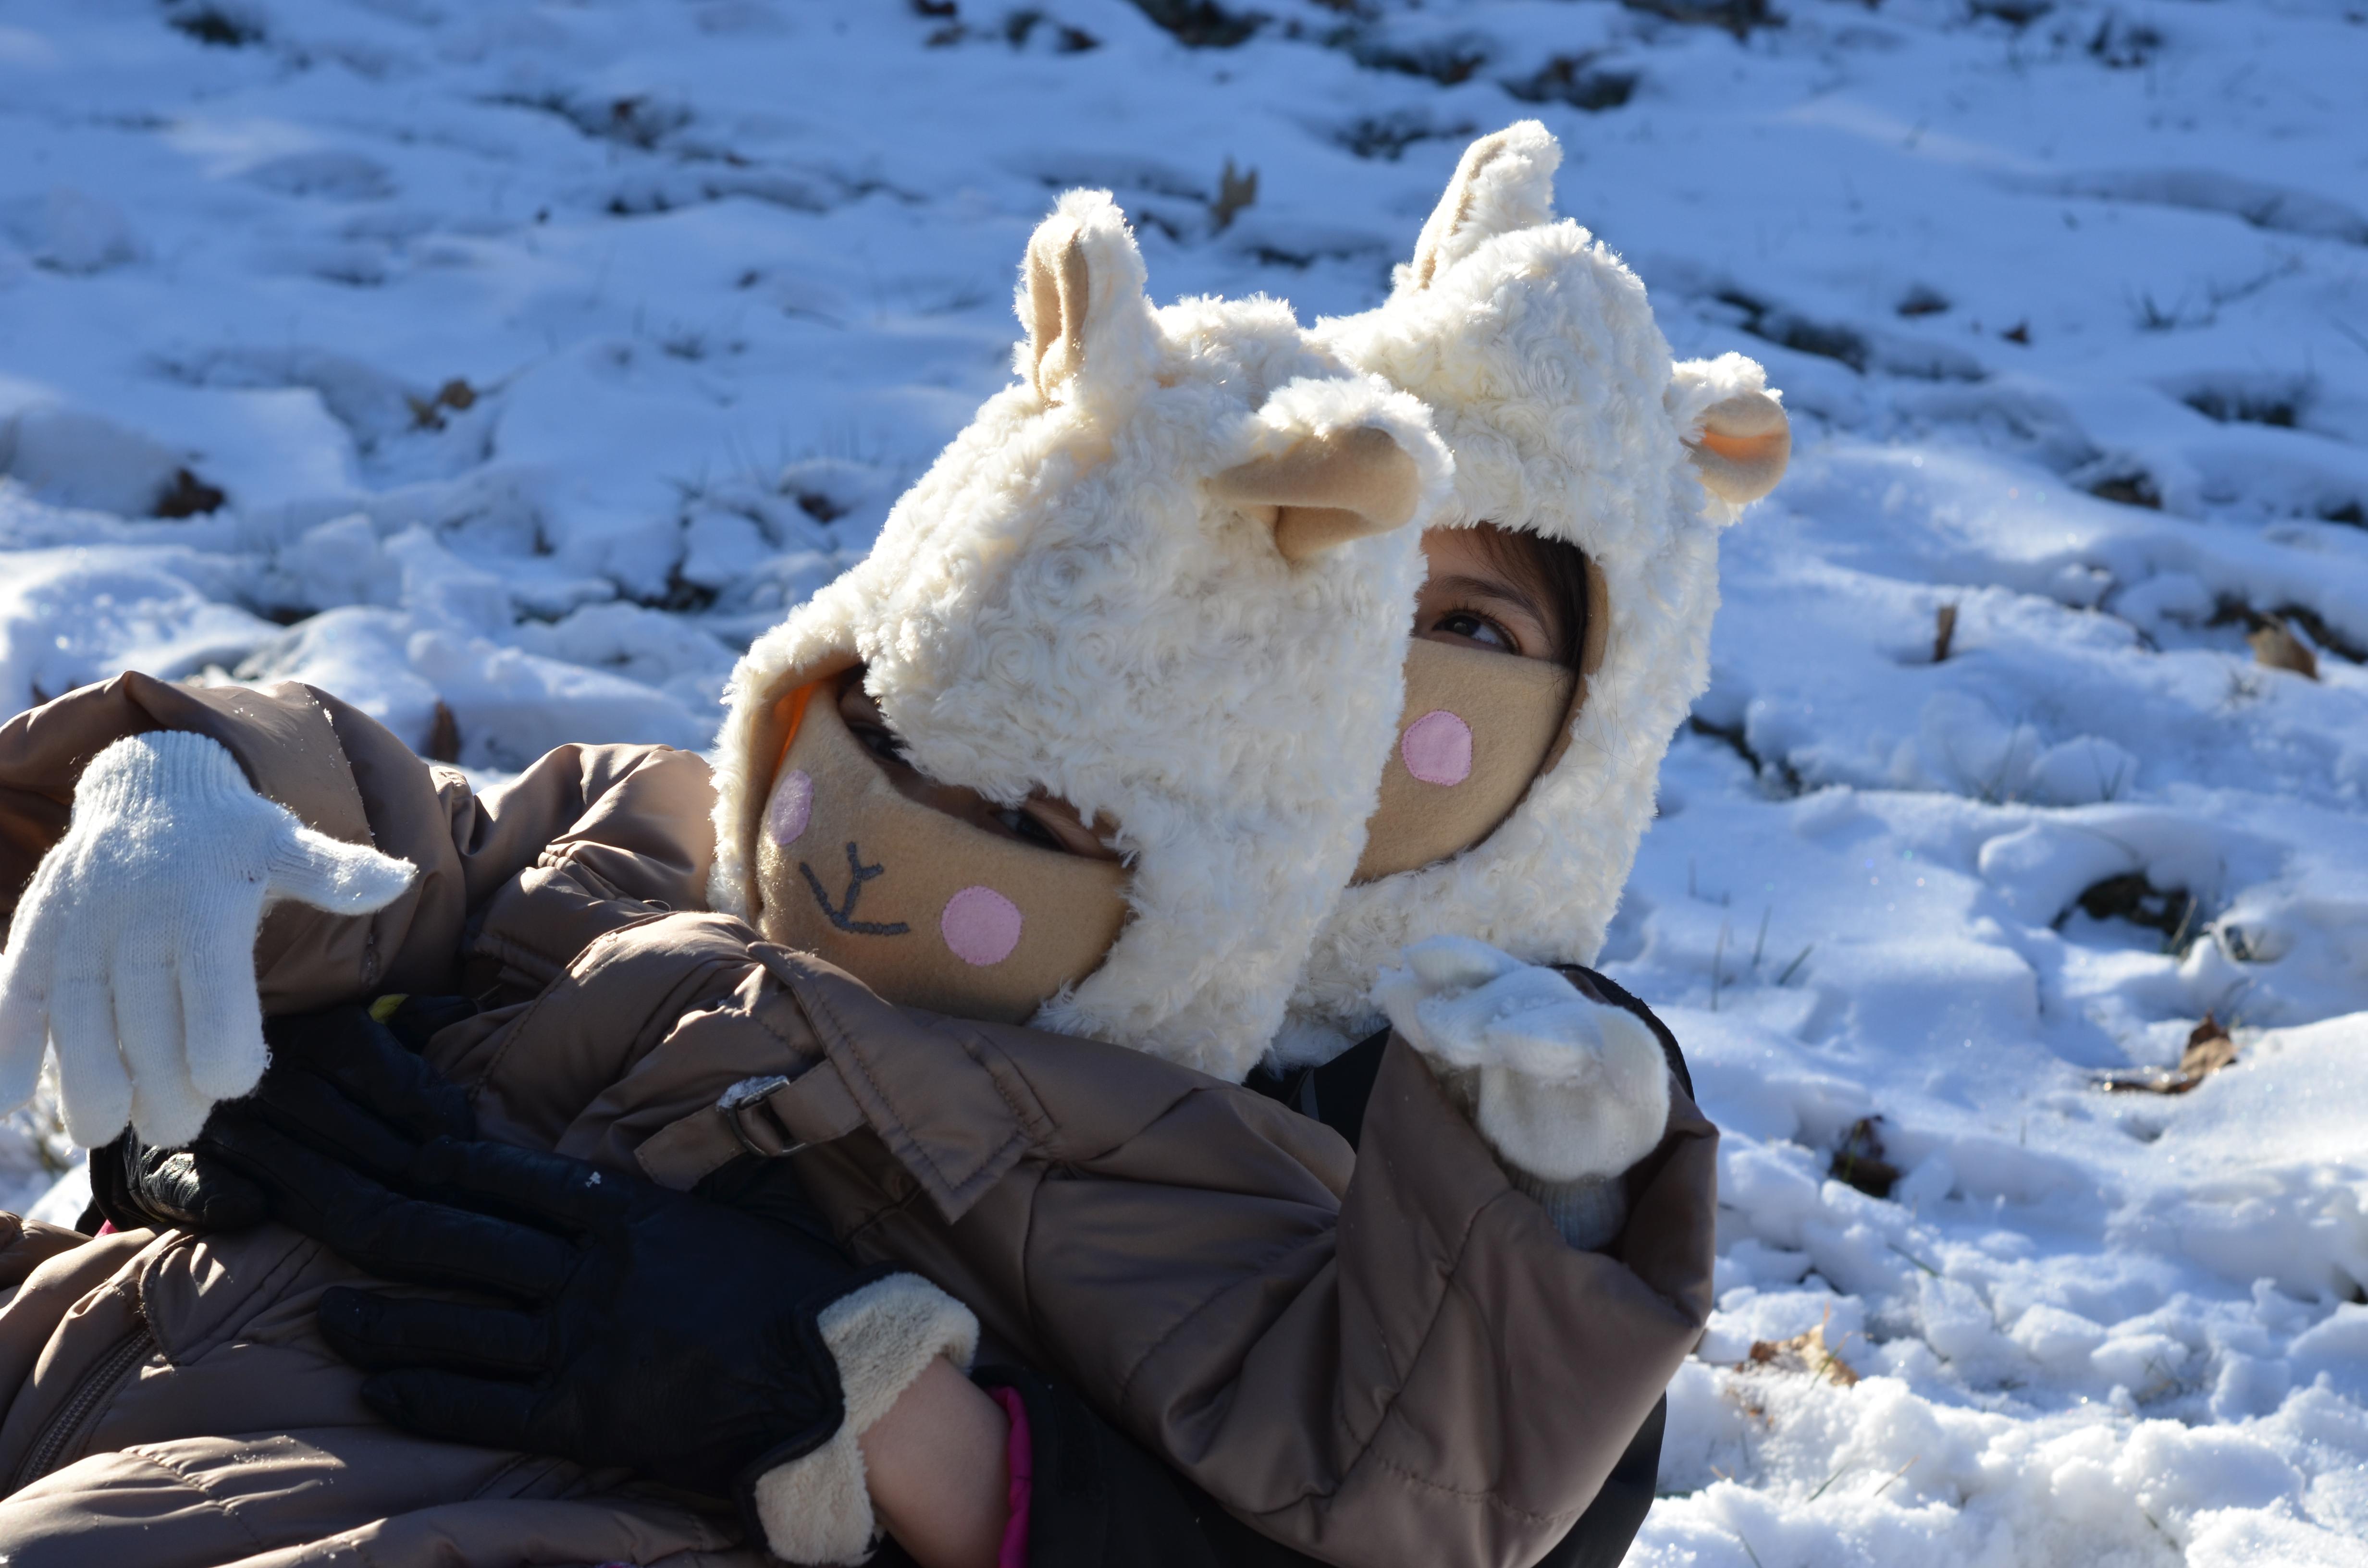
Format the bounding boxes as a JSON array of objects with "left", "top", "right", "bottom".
[
  {"left": 215, "top": 1122, "right": 870, "bottom": 1501},
  {"left": 86, "top": 999, "right": 477, "bottom": 1235},
  {"left": 86, "top": 1136, "right": 255, "bottom": 1233}
]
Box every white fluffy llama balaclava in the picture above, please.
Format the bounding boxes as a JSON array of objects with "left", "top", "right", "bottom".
[
  {"left": 1288, "top": 122, "right": 1789, "bottom": 1051},
  {"left": 711, "top": 190, "right": 1451, "bottom": 1082}
]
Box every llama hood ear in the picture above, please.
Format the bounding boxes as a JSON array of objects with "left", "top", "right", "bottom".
[
  {"left": 1670, "top": 354, "right": 1790, "bottom": 508},
  {"left": 1210, "top": 377, "right": 1453, "bottom": 562},
  {"left": 1015, "top": 190, "right": 1158, "bottom": 404},
  {"left": 1686, "top": 392, "right": 1789, "bottom": 505},
  {"left": 1398, "top": 121, "right": 1562, "bottom": 297}
]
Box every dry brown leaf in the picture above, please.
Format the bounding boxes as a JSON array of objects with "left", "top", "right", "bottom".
[
  {"left": 2249, "top": 620, "right": 2319, "bottom": 680},
  {"left": 152, "top": 467, "right": 226, "bottom": 519},
  {"left": 2095, "top": 1013, "right": 2239, "bottom": 1095},
  {"left": 2179, "top": 1014, "right": 2238, "bottom": 1077},
  {"left": 1210, "top": 159, "right": 1258, "bottom": 233},
  {"left": 1830, "top": 1115, "right": 1901, "bottom": 1199},
  {"left": 1739, "top": 1322, "right": 1861, "bottom": 1387},
  {"left": 425, "top": 701, "right": 463, "bottom": 765}
]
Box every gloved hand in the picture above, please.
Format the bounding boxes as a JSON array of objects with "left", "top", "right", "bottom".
[
  {"left": 282, "top": 1135, "right": 858, "bottom": 1495},
  {"left": 1375, "top": 935, "right": 1671, "bottom": 1185},
  {"left": 87, "top": 1138, "right": 260, "bottom": 1235},
  {"left": 0, "top": 731, "right": 417, "bottom": 1148},
  {"left": 87, "top": 1001, "right": 477, "bottom": 1236},
  {"left": 206, "top": 1112, "right": 976, "bottom": 1562}
]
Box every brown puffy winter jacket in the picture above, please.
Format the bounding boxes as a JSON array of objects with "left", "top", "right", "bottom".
[{"left": 0, "top": 673, "right": 1718, "bottom": 1568}]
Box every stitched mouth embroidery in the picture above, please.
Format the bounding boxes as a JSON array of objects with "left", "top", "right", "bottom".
[{"left": 800, "top": 840, "right": 913, "bottom": 937}]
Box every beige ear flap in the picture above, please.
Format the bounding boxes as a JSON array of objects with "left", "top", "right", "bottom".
[
  {"left": 1210, "top": 425, "right": 1425, "bottom": 562},
  {"left": 1685, "top": 391, "right": 1791, "bottom": 505},
  {"left": 1015, "top": 191, "right": 1154, "bottom": 405},
  {"left": 1400, "top": 120, "right": 1562, "bottom": 296}
]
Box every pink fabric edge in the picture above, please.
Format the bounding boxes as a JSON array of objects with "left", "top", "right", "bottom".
[{"left": 987, "top": 1384, "right": 1033, "bottom": 1568}]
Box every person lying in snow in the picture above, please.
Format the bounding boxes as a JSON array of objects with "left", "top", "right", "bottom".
[{"left": 0, "top": 124, "right": 1784, "bottom": 1568}]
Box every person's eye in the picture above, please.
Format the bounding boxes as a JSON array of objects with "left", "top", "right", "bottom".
[
  {"left": 1433, "top": 609, "right": 1517, "bottom": 651},
  {"left": 851, "top": 722, "right": 908, "bottom": 766},
  {"left": 993, "top": 806, "right": 1071, "bottom": 854}
]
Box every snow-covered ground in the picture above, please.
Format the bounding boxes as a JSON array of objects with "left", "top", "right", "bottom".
[{"left": 3, "top": 0, "right": 2365, "bottom": 1562}]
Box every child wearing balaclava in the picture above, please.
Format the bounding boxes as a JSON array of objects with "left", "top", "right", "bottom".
[
  {"left": 1292, "top": 122, "right": 1788, "bottom": 1253},
  {"left": 0, "top": 189, "right": 1471, "bottom": 1566}
]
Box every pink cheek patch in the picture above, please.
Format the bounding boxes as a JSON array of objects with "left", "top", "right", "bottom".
[
  {"left": 941, "top": 886, "right": 1024, "bottom": 967},
  {"left": 767, "top": 769, "right": 814, "bottom": 846},
  {"left": 1400, "top": 710, "right": 1474, "bottom": 786}
]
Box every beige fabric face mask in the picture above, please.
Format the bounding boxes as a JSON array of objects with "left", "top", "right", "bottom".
[
  {"left": 1354, "top": 639, "right": 1578, "bottom": 882},
  {"left": 755, "top": 685, "right": 1131, "bottom": 1024}
]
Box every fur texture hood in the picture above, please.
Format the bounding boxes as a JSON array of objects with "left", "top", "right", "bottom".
[
  {"left": 1288, "top": 122, "right": 1789, "bottom": 1050},
  {"left": 711, "top": 191, "right": 1450, "bottom": 1081}
]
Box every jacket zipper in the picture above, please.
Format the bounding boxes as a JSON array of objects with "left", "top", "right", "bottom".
[{"left": 12, "top": 1325, "right": 155, "bottom": 1489}]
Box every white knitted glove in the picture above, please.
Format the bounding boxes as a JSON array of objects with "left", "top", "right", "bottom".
[
  {"left": 1376, "top": 936, "right": 1671, "bottom": 1193},
  {"left": 0, "top": 731, "right": 416, "bottom": 1148}
]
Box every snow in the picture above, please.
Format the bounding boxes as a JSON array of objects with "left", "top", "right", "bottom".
[{"left": 1, "top": 0, "right": 2365, "bottom": 1560}]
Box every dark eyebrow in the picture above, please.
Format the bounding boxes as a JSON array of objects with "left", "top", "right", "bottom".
[{"left": 1431, "top": 572, "right": 1551, "bottom": 626}]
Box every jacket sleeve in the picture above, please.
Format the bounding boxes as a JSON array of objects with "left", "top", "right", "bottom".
[
  {"left": 0, "top": 671, "right": 716, "bottom": 1010},
  {"left": 1206, "top": 1039, "right": 1716, "bottom": 1567},
  {"left": 559, "top": 944, "right": 1714, "bottom": 1568}
]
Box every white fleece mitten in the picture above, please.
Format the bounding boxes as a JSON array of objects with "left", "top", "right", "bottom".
[
  {"left": 1376, "top": 936, "right": 1671, "bottom": 1244},
  {"left": 0, "top": 731, "right": 416, "bottom": 1148}
]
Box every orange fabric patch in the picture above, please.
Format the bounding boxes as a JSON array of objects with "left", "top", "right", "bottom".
[{"left": 772, "top": 680, "right": 821, "bottom": 773}]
